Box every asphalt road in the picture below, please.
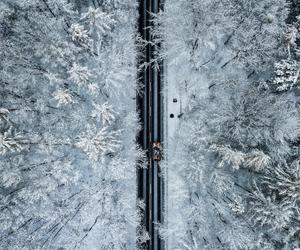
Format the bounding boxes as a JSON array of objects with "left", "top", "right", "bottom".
[{"left": 137, "top": 1, "right": 164, "bottom": 249}]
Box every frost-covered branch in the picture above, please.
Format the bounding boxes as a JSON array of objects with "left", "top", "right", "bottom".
[
  {"left": 76, "top": 127, "right": 121, "bottom": 161},
  {"left": 91, "top": 102, "right": 117, "bottom": 125},
  {"left": 0, "top": 127, "right": 24, "bottom": 155}
]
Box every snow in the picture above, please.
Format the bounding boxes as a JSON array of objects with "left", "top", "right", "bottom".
[
  {"left": 1, "top": 0, "right": 300, "bottom": 248},
  {"left": 160, "top": 0, "right": 300, "bottom": 249},
  {"left": 0, "top": 1, "right": 139, "bottom": 249},
  {"left": 165, "top": 73, "right": 181, "bottom": 139}
]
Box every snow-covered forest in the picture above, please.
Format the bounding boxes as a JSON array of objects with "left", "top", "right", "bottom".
[
  {"left": 160, "top": 0, "right": 300, "bottom": 249},
  {"left": 0, "top": 0, "right": 140, "bottom": 249},
  {"left": 1, "top": 0, "right": 300, "bottom": 249}
]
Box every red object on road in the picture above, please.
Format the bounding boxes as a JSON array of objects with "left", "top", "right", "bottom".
[{"left": 152, "top": 142, "right": 162, "bottom": 161}]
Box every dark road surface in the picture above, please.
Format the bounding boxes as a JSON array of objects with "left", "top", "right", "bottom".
[{"left": 137, "top": 0, "right": 164, "bottom": 250}]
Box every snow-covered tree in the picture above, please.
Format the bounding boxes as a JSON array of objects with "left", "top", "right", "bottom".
[
  {"left": 91, "top": 102, "right": 117, "bottom": 125},
  {"left": 272, "top": 59, "right": 300, "bottom": 91},
  {"left": 0, "top": 127, "right": 24, "bottom": 155},
  {"left": 52, "top": 89, "right": 76, "bottom": 106},
  {"left": 76, "top": 126, "right": 121, "bottom": 162},
  {"left": 0, "top": 0, "right": 138, "bottom": 249},
  {"left": 159, "top": 0, "right": 300, "bottom": 248},
  {"left": 71, "top": 23, "right": 91, "bottom": 49},
  {"left": 81, "top": 7, "right": 116, "bottom": 35}
]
